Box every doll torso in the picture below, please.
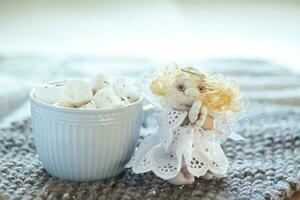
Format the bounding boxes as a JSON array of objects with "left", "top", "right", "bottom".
[{"left": 127, "top": 106, "right": 230, "bottom": 179}]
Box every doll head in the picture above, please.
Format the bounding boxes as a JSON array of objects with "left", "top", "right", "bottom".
[
  {"left": 150, "top": 64, "right": 244, "bottom": 114},
  {"left": 150, "top": 65, "right": 206, "bottom": 111}
]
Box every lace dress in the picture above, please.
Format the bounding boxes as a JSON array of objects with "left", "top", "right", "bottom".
[{"left": 126, "top": 106, "right": 232, "bottom": 180}]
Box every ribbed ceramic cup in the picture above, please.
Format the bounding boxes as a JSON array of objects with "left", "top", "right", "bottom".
[{"left": 30, "top": 82, "right": 143, "bottom": 182}]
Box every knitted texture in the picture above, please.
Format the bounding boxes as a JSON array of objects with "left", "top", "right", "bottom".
[
  {"left": 1, "top": 104, "right": 300, "bottom": 200},
  {"left": 1, "top": 59, "right": 300, "bottom": 200}
]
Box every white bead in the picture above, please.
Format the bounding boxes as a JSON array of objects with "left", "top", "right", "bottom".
[
  {"left": 92, "top": 87, "right": 126, "bottom": 109},
  {"left": 62, "top": 80, "right": 93, "bottom": 106},
  {"left": 113, "top": 78, "right": 140, "bottom": 103},
  {"left": 34, "top": 85, "right": 63, "bottom": 104},
  {"left": 89, "top": 74, "right": 110, "bottom": 93}
]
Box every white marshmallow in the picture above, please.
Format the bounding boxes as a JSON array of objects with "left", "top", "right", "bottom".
[
  {"left": 92, "top": 87, "right": 126, "bottom": 109},
  {"left": 79, "top": 101, "right": 97, "bottom": 109},
  {"left": 62, "top": 80, "right": 93, "bottom": 106},
  {"left": 113, "top": 78, "right": 140, "bottom": 103},
  {"left": 89, "top": 74, "right": 110, "bottom": 93},
  {"left": 52, "top": 99, "right": 74, "bottom": 108},
  {"left": 34, "top": 85, "right": 63, "bottom": 104}
]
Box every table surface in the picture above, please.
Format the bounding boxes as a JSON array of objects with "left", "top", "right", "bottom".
[{"left": 1, "top": 58, "right": 300, "bottom": 199}]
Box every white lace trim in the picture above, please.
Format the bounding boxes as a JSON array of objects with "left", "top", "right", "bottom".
[{"left": 126, "top": 107, "right": 233, "bottom": 180}]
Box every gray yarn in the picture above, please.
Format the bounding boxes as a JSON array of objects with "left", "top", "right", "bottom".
[
  {"left": 1, "top": 103, "right": 300, "bottom": 200},
  {"left": 1, "top": 58, "right": 300, "bottom": 199}
]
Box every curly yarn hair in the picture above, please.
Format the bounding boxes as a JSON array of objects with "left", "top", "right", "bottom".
[{"left": 150, "top": 64, "right": 244, "bottom": 115}]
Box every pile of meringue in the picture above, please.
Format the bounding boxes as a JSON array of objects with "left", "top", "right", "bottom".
[{"left": 33, "top": 74, "right": 140, "bottom": 109}]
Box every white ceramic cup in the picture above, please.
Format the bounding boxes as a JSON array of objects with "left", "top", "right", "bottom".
[{"left": 30, "top": 81, "right": 147, "bottom": 182}]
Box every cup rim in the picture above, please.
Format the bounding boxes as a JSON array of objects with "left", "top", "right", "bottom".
[{"left": 30, "top": 80, "right": 144, "bottom": 113}]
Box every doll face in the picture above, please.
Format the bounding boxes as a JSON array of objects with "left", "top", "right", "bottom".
[{"left": 165, "top": 73, "right": 206, "bottom": 111}]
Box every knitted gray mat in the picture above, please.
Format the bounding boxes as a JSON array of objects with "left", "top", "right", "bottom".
[{"left": 1, "top": 104, "right": 300, "bottom": 200}]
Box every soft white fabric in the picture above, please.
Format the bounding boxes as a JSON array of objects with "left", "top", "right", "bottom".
[{"left": 126, "top": 107, "right": 231, "bottom": 180}]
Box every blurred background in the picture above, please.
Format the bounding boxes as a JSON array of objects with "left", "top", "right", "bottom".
[
  {"left": 0, "top": 0, "right": 300, "bottom": 124},
  {"left": 1, "top": 0, "right": 300, "bottom": 66}
]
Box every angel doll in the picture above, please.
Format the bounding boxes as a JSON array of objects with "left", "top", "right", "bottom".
[{"left": 126, "top": 65, "right": 245, "bottom": 185}]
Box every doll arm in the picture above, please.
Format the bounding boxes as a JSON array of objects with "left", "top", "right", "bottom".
[
  {"left": 195, "top": 105, "right": 209, "bottom": 128},
  {"left": 188, "top": 100, "right": 202, "bottom": 123},
  {"left": 201, "top": 115, "right": 214, "bottom": 130}
]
